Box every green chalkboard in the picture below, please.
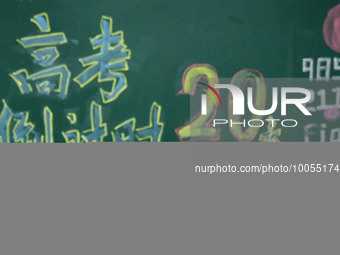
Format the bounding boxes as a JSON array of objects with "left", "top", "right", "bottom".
[{"left": 1, "top": 0, "right": 340, "bottom": 142}]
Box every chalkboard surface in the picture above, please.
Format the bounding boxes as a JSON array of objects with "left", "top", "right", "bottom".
[{"left": 1, "top": 0, "right": 340, "bottom": 142}]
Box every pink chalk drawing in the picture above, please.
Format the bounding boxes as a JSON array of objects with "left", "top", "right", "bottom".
[
  {"left": 324, "top": 106, "right": 340, "bottom": 121},
  {"left": 323, "top": 4, "right": 340, "bottom": 53}
]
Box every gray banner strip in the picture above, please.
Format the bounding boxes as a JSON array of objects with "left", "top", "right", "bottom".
[{"left": 1, "top": 143, "right": 340, "bottom": 255}]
